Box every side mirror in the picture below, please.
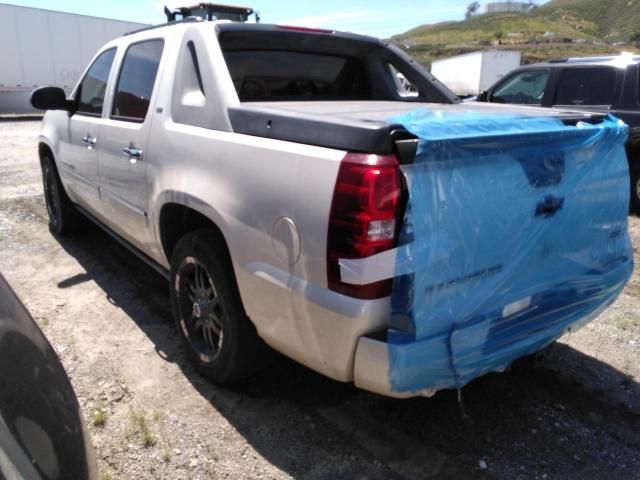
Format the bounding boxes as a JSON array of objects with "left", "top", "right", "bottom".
[
  {"left": 30, "top": 86, "right": 72, "bottom": 111},
  {"left": 477, "top": 90, "right": 488, "bottom": 102}
]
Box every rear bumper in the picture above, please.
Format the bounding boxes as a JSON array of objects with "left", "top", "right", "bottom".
[{"left": 353, "top": 258, "right": 632, "bottom": 398}]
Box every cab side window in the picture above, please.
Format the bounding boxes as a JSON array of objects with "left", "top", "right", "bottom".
[
  {"left": 554, "top": 67, "right": 616, "bottom": 107},
  {"left": 76, "top": 48, "right": 116, "bottom": 116},
  {"left": 111, "top": 39, "right": 164, "bottom": 122},
  {"left": 490, "top": 69, "right": 549, "bottom": 105}
]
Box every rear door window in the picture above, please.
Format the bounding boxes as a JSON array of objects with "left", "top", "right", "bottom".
[
  {"left": 490, "top": 69, "right": 549, "bottom": 105},
  {"left": 76, "top": 48, "right": 116, "bottom": 116},
  {"left": 223, "top": 50, "right": 368, "bottom": 101},
  {"left": 111, "top": 39, "right": 164, "bottom": 122},
  {"left": 554, "top": 67, "right": 616, "bottom": 106}
]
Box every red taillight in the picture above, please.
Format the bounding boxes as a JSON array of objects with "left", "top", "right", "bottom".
[{"left": 327, "top": 153, "right": 403, "bottom": 299}]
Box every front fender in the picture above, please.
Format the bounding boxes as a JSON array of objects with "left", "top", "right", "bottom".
[{"left": 37, "top": 110, "right": 67, "bottom": 161}]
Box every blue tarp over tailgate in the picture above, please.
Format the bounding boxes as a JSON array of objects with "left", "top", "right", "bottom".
[{"left": 385, "top": 110, "right": 633, "bottom": 394}]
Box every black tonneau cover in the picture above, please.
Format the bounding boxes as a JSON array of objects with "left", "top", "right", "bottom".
[{"left": 228, "top": 101, "right": 607, "bottom": 157}]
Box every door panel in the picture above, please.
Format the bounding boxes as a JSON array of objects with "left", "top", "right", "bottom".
[
  {"left": 57, "top": 48, "right": 116, "bottom": 213},
  {"left": 98, "top": 39, "right": 164, "bottom": 250},
  {"left": 98, "top": 119, "right": 149, "bottom": 236},
  {"left": 58, "top": 115, "right": 101, "bottom": 210}
]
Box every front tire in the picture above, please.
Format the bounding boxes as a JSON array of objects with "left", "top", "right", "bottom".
[
  {"left": 630, "top": 163, "right": 640, "bottom": 215},
  {"left": 170, "top": 229, "right": 271, "bottom": 382},
  {"left": 41, "top": 155, "right": 84, "bottom": 234}
]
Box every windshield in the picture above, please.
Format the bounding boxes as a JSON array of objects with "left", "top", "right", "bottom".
[{"left": 492, "top": 69, "right": 550, "bottom": 105}]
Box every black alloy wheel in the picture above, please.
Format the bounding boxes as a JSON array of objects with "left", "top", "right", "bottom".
[
  {"left": 170, "top": 229, "right": 272, "bottom": 382},
  {"left": 174, "top": 256, "right": 224, "bottom": 363}
]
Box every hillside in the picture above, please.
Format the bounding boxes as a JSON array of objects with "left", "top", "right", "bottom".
[
  {"left": 543, "top": 0, "right": 640, "bottom": 40},
  {"left": 393, "top": 0, "right": 640, "bottom": 67}
]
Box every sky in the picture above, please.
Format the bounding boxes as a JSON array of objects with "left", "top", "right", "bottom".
[{"left": 0, "top": 1, "right": 547, "bottom": 38}]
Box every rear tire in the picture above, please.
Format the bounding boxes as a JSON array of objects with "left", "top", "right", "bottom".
[
  {"left": 630, "top": 163, "right": 640, "bottom": 215},
  {"left": 170, "top": 229, "right": 272, "bottom": 382},
  {"left": 40, "top": 155, "right": 85, "bottom": 234}
]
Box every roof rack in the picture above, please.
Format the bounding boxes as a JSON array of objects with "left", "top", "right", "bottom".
[
  {"left": 567, "top": 55, "right": 624, "bottom": 63},
  {"left": 164, "top": 3, "right": 257, "bottom": 22},
  {"left": 124, "top": 16, "right": 202, "bottom": 36},
  {"left": 124, "top": 3, "right": 258, "bottom": 38}
]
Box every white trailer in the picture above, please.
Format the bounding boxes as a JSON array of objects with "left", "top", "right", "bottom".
[
  {"left": 0, "top": 3, "right": 147, "bottom": 114},
  {"left": 430, "top": 50, "right": 522, "bottom": 97}
]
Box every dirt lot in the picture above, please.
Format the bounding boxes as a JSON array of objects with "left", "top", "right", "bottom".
[{"left": 0, "top": 119, "right": 639, "bottom": 480}]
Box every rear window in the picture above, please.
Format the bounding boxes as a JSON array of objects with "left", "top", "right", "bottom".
[
  {"left": 554, "top": 67, "right": 616, "bottom": 106},
  {"left": 223, "top": 50, "right": 368, "bottom": 101}
]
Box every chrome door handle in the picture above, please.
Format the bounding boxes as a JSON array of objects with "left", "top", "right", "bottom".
[
  {"left": 81, "top": 135, "right": 97, "bottom": 145},
  {"left": 122, "top": 145, "right": 143, "bottom": 159}
]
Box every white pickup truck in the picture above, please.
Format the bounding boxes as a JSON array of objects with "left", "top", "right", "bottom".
[{"left": 31, "top": 19, "right": 632, "bottom": 398}]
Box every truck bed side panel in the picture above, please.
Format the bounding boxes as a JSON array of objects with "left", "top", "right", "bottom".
[{"left": 145, "top": 120, "right": 388, "bottom": 380}]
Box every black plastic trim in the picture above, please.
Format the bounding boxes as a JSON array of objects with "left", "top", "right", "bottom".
[
  {"left": 390, "top": 128, "right": 418, "bottom": 164},
  {"left": 187, "top": 40, "right": 205, "bottom": 94},
  {"left": 216, "top": 23, "right": 458, "bottom": 105},
  {"left": 228, "top": 107, "right": 607, "bottom": 157},
  {"left": 558, "top": 112, "right": 608, "bottom": 125},
  {"left": 228, "top": 106, "right": 403, "bottom": 154}
]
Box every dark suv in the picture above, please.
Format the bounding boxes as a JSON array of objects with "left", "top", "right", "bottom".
[{"left": 477, "top": 55, "right": 640, "bottom": 213}]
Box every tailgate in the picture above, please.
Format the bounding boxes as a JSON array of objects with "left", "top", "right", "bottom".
[{"left": 360, "top": 110, "right": 632, "bottom": 394}]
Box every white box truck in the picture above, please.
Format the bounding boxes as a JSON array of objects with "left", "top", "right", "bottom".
[
  {"left": 430, "top": 50, "right": 521, "bottom": 97},
  {"left": 0, "top": 3, "right": 146, "bottom": 114}
]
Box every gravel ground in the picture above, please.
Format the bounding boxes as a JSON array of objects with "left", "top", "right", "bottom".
[{"left": 0, "top": 119, "right": 639, "bottom": 480}]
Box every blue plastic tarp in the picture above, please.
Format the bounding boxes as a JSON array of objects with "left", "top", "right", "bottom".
[{"left": 385, "top": 109, "right": 633, "bottom": 394}]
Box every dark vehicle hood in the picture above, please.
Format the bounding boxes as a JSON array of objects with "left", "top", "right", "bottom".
[{"left": 0, "top": 273, "right": 98, "bottom": 479}]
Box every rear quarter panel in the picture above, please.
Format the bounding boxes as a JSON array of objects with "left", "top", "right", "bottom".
[{"left": 144, "top": 116, "right": 385, "bottom": 378}]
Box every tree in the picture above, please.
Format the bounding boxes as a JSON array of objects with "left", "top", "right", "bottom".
[{"left": 465, "top": 1, "right": 480, "bottom": 19}]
